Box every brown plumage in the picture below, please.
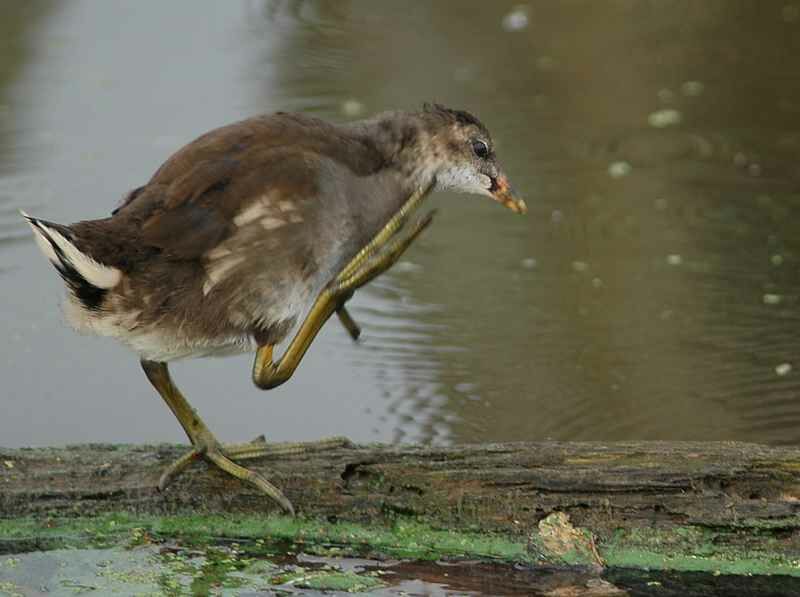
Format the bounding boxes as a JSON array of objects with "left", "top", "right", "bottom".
[{"left": 22, "top": 104, "right": 525, "bottom": 513}]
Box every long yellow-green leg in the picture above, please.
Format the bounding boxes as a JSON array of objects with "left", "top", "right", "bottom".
[
  {"left": 334, "top": 209, "right": 436, "bottom": 292},
  {"left": 337, "top": 183, "right": 431, "bottom": 280},
  {"left": 252, "top": 202, "right": 436, "bottom": 391},
  {"left": 141, "top": 360, "right": 294, "bottom": 514},
  {"left": 252, "top": 290, "right": 340, "bottom": 389},
  {"left": 330, "top": 184, "right": 432, "bottom": 342}
]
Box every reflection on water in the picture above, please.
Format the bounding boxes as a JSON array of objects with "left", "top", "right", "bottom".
[{"left": 2, "top": 1, "right": 800, "bottom": 447}]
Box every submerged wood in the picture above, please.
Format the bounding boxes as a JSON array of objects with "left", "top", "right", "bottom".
[{"left": 2, "top": 439, "right": 800, "bottom": 571}]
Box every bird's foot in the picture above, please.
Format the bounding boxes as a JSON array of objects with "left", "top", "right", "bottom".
[
  {"left": 159, "top": 433, "right": 294, "bottom": 515},
  {"left": 333, "top": 209, "right": 436, "bottom": 294}
]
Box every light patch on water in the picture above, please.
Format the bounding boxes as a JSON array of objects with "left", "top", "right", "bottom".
[
  {"left": 501, "top": 6, "right": 529, "bottom": 31},
  {"left": 608, "top": 161, "right": 632, "bottom": 178},
  {"left": 648, "top": 109, "right": 682, "bottom": 128}
]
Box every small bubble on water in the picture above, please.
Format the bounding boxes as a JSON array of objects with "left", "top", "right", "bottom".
[
  {"left": 521, "top": 257, "right": 538, "bottom": 270},
  {"left": 666, "top": 254, "right": 683, "bottom": 266},
  {"left": 591, "top": 277, "right": 603, "bottom": 288},
  {"left": 763, "top": 293, "right": 782, "bottom": 305},
  {"left": 776, "top": 363, "right": 793, "bottom": 376},
  {"left": 572, "top": 261, "right": 588, "bottom": 272},
  {"left": 771, "top": 254, "right": 784, "bottom": 266},
  {"left": 608, "top": 161, "right": 632, "bottom": 178},
  {"left": 341, "top": 99, "right": 364, "bottom": 117},
  {"left": 648, "top": 109, "right": 682, "bottom": 128},
  {"left": 502, "top": 6, "right": 529, "bottom": 31}
]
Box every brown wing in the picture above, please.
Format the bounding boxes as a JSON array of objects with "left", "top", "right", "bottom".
[{"left": 110, "top": 112, "right": 386, "bottom": 261}]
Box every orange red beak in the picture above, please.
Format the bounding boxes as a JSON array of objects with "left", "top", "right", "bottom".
[{"left": 490, "top": 175, "right": 527, "bottom": 214}]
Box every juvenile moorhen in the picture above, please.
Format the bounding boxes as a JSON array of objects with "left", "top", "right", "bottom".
[{"left": 22, "top": 104, "right": 525, "bottom": 513}]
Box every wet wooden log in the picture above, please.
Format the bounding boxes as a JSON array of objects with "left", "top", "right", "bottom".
[
  {"left": 2, "top": 439, "right": 799, "bottom": 527},
  {"left": 2, "top": 440, "right": 800, "bottom": 572}
]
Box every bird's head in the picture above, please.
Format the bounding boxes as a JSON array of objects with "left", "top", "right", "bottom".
[{"left": 420, "top": 103, "right": 526, "bottom": 214}]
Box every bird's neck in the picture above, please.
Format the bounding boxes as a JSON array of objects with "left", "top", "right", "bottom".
[{"left": 353, "top": 112, "right": 444, "bottom": 194}]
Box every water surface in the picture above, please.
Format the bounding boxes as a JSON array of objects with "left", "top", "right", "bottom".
[{"left": 2, "top": 1, "right": 800, "bottom": 447}]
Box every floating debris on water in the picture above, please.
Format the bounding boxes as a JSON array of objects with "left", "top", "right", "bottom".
[
  {"left": 763, "top": 293, "right": 782, "bottom": 305},
  {"left": 608, "top": 161, "right": 632, "bottom": 178},
  {"left": 340, "top": 99, "right": 364, "bottom": 117},
  {"left": 648, "top": 108, "right": 682, "bottom": 128},
  {"left": 681, "top": 81, "right": 705, "bottom": 96},
  {"left": 666, "top": 254, "right": 683, "bottom": 266},
  {"left": 572, "top": 261, "right": 588, "bottom": 272},
  {"left": 776, "top": 363, "right": 793, "bottom": 376},
  {"left": 502, "top": 6, "right": 529, "bottom": 31}
]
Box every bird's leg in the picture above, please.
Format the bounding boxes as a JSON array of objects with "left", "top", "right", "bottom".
[
  {"left": 334, "top": 209, "right": 436, "bottom": 293},
  {"left": 330, "top": 184, "right": 431, "bottom": 342},
  {"left": 251, "top": 289, "right": 339, "bottom": 390},
  {"left": 252, "top": 203, "right": 435, "bottom": 390},
  {"left": 141, "top": 360, "right": 294, "bottom": 514},
  {"left": 336, "top": 183, "right": 431, "bottom": 280}
]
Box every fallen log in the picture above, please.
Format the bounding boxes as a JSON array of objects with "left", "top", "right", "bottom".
[{"left": 2, "top": 439, "right": 800, "bottom": 576}]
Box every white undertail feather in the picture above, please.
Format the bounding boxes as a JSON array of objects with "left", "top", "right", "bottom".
[{"left": 20, "top": 210, "right": 122, "bottom": 289}]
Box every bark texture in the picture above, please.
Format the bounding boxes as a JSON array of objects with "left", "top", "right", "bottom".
[{"left": 2, "top": 439, "right": 799, "bottom": 535}]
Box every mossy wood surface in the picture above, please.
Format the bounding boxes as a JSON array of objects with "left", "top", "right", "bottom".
[{"left": 2, "top": 440, "right": 800, "bottom": 575}]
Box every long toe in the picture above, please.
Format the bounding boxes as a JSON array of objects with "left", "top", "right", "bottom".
[
  {"left": 222, "top": 437, "right": 273, "bottom": 461},
  {"left": 158, "top": 448, "right": 202, "bottom": 492},
  {"left": 205, "top": 449, "right": 295, "bottom": 515}
]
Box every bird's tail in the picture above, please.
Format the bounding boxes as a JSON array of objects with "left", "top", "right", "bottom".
[{"left": 21, "top": 211, "right": 121, "bottom": 309}]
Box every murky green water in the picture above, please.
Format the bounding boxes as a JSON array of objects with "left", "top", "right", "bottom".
[
  {"left": 3, "top": 1, "right": 800, "bottom": 448},
  {"left": 3, "top": 544, "right": 799, "bottom": 596}
]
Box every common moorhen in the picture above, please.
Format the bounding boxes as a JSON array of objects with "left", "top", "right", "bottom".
[{"left": 22, "top": 104, "right": 525, "bottom": 513}]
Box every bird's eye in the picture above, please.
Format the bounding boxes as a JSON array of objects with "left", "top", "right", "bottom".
[{"left": 471, "top": 139, "right": 490, "bottom": 159}]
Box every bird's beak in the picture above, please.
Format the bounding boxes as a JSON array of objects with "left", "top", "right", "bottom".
[{"left": 490, "top": 174, "right": 527, "bottom": 214}]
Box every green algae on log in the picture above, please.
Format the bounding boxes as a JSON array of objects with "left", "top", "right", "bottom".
[{"left": 2, "top": 440, "right": 800, "bottom": 575}]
